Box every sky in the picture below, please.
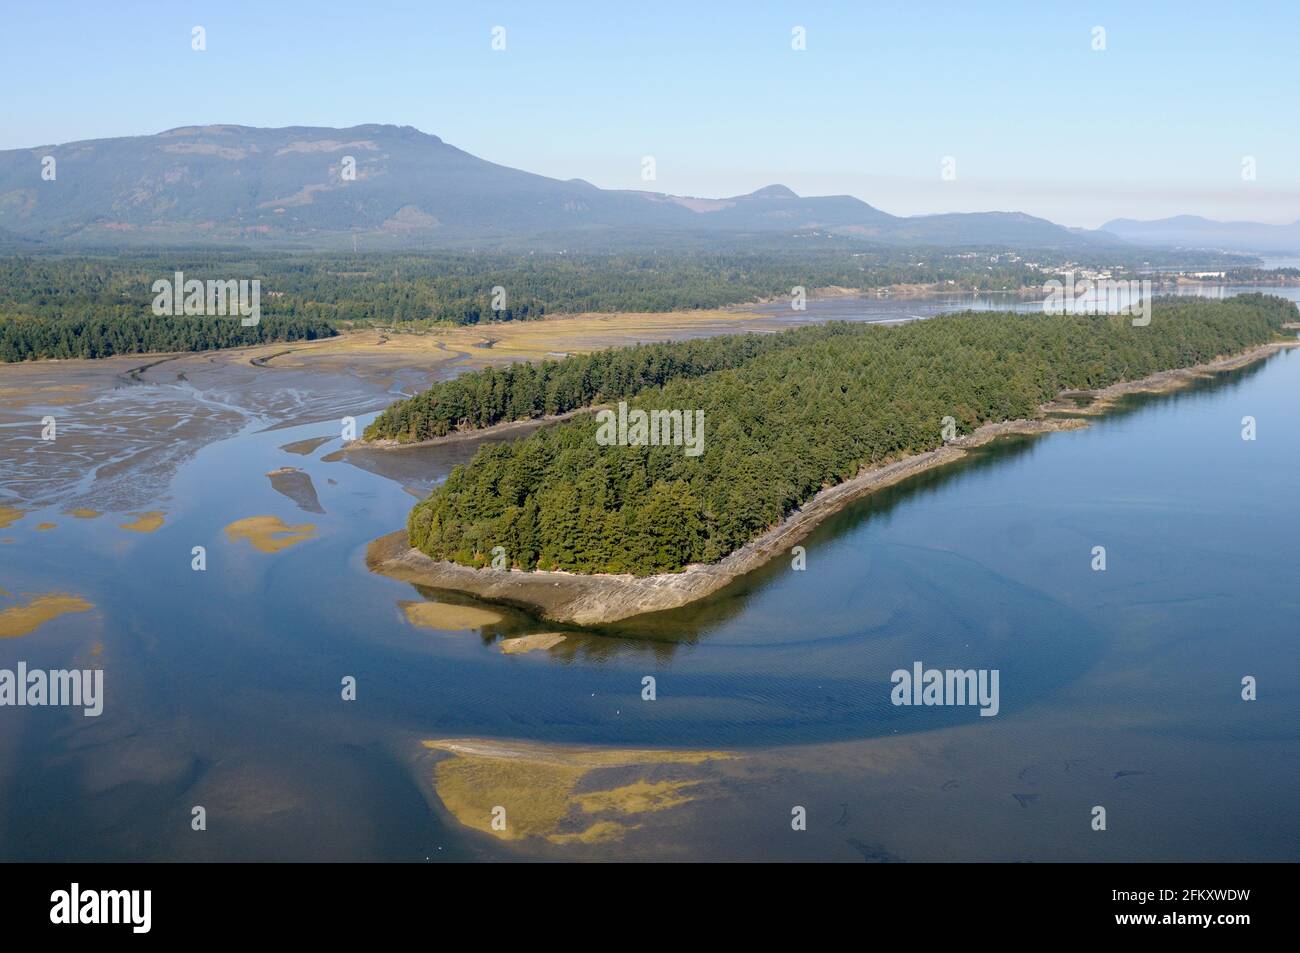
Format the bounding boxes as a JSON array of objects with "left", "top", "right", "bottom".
[{"left": 3, "top": 0, "right": 1297, "bottom": 228}]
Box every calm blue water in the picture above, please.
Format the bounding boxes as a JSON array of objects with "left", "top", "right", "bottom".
[{"left": 2, "top": 293, "right": 1298, "bottom": 859}]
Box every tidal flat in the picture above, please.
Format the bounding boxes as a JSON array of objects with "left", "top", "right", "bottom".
[{"left": 2, "top": 293, "right": 1299, "bottom": 861}]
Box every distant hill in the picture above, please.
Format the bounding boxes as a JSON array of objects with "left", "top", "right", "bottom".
[
  {"left": 1101, "top": 215, "right": 1300, "bottom": 254},
  {"left": 0, "top": 223, "right": 42, "bottom": 250},
  {"left": 0, "top": 123, "right": 1106, "bottom": 250}
]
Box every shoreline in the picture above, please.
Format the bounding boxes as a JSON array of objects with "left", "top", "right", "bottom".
[
  {"left": 356, "top": 406, "right": 600, "bottom": 452},
  {"left": 368, "top": 339, "right": 1299, "bottom": 626}
]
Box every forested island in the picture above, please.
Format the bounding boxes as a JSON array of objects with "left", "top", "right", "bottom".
[{"left": 388, "top": 295, "right": 1296, "bottom": 586}]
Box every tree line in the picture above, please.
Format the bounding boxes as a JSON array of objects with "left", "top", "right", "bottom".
[
  {"left": 0, "top": 248, "right": 1041, "bottom": 334},
  {"left": 364, "top": 329, "right": 841, "bottom": 441},
  {"left": 0, "top": 313, "right": 335, "bottom": 361}
]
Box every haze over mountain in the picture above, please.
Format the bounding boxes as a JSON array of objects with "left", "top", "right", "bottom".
[
  {"left": 1101, "top": 215, "right": 1300, "bottom": 255},
  {"left": 1, "top": 123, "right": 1115, "bottom": 250}
]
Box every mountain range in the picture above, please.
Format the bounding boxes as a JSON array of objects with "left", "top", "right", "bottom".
[
  {"left": 1100, "top": 215, "right": 1300, "bottom": 256},
  {"left": 0, "top": 123, "right": 1288, "bottom": 255},
  {"left": 0, "top": 124, "right": 1113, "bottom": 251}
]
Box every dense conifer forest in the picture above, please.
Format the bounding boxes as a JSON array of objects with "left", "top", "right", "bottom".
[
  {"left": 404, "top": 294, "right": 1296, "bottom": 575},
  {"left": 364, "top": 330, "right": 819, "bottom": 441},
  {"left": 0, "top": 246, "right": 1249, "bottom": 360},
  {"left": 0, "top": 313, "right": 335, "bottom": 360}
]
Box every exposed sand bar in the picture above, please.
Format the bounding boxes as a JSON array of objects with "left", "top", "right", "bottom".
[
  {"left": 224, "top": 515, "right": 317, "bottom": 553},
  {"left": 279, "top": 435, "right": 333, "bottom": 456},
  {"left": 119, "top": 511, "right": 165, "bottom": 533},
  {"left": 499, "top": 632, "right": 567, "bottom": 654},
  {"left": 266, "top": 467, "right": 324, "bottom": 513},
  {"left": 0, "top": 593, "right": 94, "bottom": 638},
  {"left": 422, "top": 738, "right": 734, "bottom": 844},
  {"left": 369, "top": 340, "right": 1299, "bottom": 625},
  {"left": 400, "top": 600, "right": 502, "bottom": 631}
]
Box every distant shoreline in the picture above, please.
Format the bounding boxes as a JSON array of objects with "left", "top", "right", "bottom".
[{"left": 368, "top": 339, "right": 1299, "bottom": 625}]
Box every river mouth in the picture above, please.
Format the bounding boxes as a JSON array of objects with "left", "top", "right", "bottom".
[{"left": 4, "top": 296, "right": 1300, "bottom": 860}]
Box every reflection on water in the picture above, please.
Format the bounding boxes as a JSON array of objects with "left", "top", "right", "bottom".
[{"left": 2, "top": 293, "right": 1299, "bottom": 860}]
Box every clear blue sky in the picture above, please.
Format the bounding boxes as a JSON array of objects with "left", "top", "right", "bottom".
[{"left": 4, "top": 0, "right": 1296, "bottom": 227}]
